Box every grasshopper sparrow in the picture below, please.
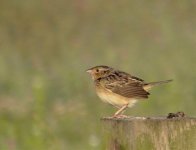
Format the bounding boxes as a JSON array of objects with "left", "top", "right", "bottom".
[{"left": 86, "top": 65, "right": 172, "bottom": 118}]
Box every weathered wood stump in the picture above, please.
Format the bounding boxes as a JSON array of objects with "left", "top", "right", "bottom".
[{"left": 101, "top": 116, "right": 196, "bottom": 150}]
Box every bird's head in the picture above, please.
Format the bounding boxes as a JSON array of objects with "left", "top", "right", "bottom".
[{"left": 86, "top": 65, "right": 113, "bottom": 80}]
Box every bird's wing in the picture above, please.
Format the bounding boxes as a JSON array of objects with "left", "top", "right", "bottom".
[
  {"left": 112, "top": 70, "right": 144, "bottom": 82},
  {"left": 102, "top": 71, "right": 149, "bottom": 99}
]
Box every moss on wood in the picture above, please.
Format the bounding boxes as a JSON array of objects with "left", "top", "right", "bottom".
[{"left": 102, "top": 117, "right": 196, "bottom": 150}]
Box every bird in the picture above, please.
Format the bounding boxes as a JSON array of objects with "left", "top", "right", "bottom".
[{"left": 86, "top": 65, "right": 172, "bottom": 118}]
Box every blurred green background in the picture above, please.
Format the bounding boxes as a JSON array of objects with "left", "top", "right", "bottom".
[{"left": 0, "top": 0, "right": 195, "bottom": 149}]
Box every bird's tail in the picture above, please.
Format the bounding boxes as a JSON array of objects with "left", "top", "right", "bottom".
[{"left": 143, "top": 79, "right": 173, "bottom": 91}]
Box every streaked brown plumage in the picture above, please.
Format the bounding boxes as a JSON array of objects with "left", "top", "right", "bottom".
[{"left": 86, "top": 65, "right": 172, "bottom": 117}]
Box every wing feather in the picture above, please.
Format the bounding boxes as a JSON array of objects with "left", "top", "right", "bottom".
[{"left": 103, "top": 74, "right": 150, "bottom": 99}]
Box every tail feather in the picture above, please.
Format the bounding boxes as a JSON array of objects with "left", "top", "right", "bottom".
[{"left": 143, "top": 79, "right": 173, "bottom": 91}]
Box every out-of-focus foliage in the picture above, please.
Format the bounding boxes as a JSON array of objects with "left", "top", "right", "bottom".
[{"left": 0, "top": 0, "right": 195, "bottom": 149}]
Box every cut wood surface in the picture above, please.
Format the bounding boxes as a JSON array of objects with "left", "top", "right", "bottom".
[{"left": 101, "top": 116, "right": 196, "bottom": 150}]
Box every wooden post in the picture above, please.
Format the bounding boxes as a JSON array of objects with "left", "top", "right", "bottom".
[{"left": 101, "top": 117, "right": 196, "bottom": 150}]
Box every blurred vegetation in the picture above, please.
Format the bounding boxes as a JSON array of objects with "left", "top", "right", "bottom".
[{"left": 0, "top": 0, "right": 195, "bottom": 149}]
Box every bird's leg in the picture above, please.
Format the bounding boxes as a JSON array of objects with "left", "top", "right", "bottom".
[{"left": 113, "top": 104, "right": 129, "bottom": 118}]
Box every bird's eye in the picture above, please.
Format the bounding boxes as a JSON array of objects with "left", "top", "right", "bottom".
[{"left": 96, "top": 69, "right": 99, "bottom": 72}]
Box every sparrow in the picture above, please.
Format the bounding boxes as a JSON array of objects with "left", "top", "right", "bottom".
[{"left": 86, "top": 65, "right": 172, "bottom": 118}]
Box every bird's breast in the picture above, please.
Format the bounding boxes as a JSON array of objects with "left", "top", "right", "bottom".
[{"left": 95, "top": 86, "right": 137, "bottom": 108}]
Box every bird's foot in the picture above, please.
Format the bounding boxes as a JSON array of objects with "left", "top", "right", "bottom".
[{"left": 112, "top": 114, "right": 129, "bottom": 119}]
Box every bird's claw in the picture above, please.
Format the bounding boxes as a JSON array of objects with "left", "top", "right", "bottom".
[{"left": 112, "top": 114, "right": 129, "bottom": 119}]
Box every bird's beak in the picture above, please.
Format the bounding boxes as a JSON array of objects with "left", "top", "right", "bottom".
[{"left": 86, "top": 69, "right": 92, "bottom": 74}]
